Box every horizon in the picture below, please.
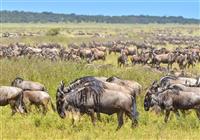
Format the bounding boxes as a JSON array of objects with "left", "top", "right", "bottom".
[
  {"left": 1, "top": 0, "right": 199, "bottom": 19},
  {"left": 1, "top": 10, "right": 199, "bottom": 20}
]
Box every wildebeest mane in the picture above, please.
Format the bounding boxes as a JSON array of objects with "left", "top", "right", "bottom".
[
  {"left": 159, "top": 75, "right": 177, "bottom": 87},
  {"left": 65, "top": 76, "right": 106, "bottom": 93},
  {"left": 66, "top": 79, "right": 105, "bottom": 111},
  {"left": 15, "top": 77, "right": 24, "bottom": 81},
  {"left": 106, "top": 76, "right": 121, "bottom": 82}
]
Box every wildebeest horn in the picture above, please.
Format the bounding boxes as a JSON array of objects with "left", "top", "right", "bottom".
[
  {"left": 60, "top": 81, "right": 65, "bottom": 88},
  {"left": 58, "top": 87, "right": 65, "bottom": 96},
  {"left": 196, "top": 77, "right": 200, "bottom": 86},
  {"left": 15, "top": 76, "right": 24, "bottom": 81},
  {"left": 152, "top": 80, "right": 157, "bottom": 86}
]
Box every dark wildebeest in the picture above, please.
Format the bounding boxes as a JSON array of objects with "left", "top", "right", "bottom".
[
  {"left": 56, "top": 76, "right": 138, "bottom": 130},
  {"left": 23, "top": 91, "right": 55, "bottom": 114},
  {"left": 186, "top": 53, "right": 197, "bottom": 68},
  {"left": 159, "top": 76, "right": 199, "bottom": 88},
  {"left": 118, "top": 52, "right": 128, "bottom": 67},
  {"left": 11, "top": 77, "right": 46, "bottom": 91},
  {"left": 144, "top": 81, "right": 183, "bottom": 116},
  {"left": 146, "top": 87, "right": 200, "bottom": 122},
  {"left": 0, "top": 86, "right": 26, "bottom": 115}
]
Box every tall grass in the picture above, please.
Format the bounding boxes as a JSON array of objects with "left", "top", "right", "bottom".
[
  {"left": 0, "top": 23, "right": 200, "bottom": 139},
  {"left": 0, "top": 57, "right": 200, "bottom": 139}
]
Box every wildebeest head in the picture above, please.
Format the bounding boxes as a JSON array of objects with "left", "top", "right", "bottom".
[
  {"left": 144, "top": 80, "right": 159, "bottom": 111},
  {"left": 56, "top": 81, "right": 68, "bottom": 119},
  {"left": 11, "top": 77, "right": 24, "bottom": 86}
]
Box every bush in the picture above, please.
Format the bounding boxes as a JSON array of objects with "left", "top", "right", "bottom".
[{"left": 46, "top": 28, "right": 60, "bottom": 36}]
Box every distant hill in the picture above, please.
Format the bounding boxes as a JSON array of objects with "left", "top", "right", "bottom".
[{"left": 0, "top": 10, "right": 199, "bottom": 24}]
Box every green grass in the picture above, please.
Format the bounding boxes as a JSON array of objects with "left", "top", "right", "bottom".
[
  {"left": 0, "top": 23, "right": 200, "bottom": 139},
  {"left": 1, "top": 23, "right": 199, "bottom": 46},
  {"left": 0, "top": 57, "right": 200, "bottom": 139}
]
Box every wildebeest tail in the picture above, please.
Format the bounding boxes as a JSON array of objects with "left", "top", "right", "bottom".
[
  {"left": 20, "top": 91, "right": 27, "bottom": 113},
  {"left": 50, "top": 99, "right": 56, "bottom": 112},
  {"left": 131, "top": 95, "right": 139, "bottom": 119}
]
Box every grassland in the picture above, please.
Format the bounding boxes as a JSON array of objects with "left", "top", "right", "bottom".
[{"left": 0, "top": 23, "right": 200, "bottom": 140}]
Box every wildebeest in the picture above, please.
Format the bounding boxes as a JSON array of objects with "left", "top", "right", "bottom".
[
  {"left": 176, "top": 54, "right": 187, "bottom": 70},
  {"left": 151, "top": 52, "right": 177, "bottom": 70},
  {"left": 23, "top": 90, "right": 55, "bottom": 114},
  {"left": 106, "top": 76, "right": 142, "bottom": 96},
  {"left": 118, "top": 53, "right": 128, "bottom": 67},
  {"left": 0, "top": 86, "right": 26, "bottom": 115},
  {"left": 130, "top": 55, "right": 142, "bottom": 65},
  {"left": 146, "top": 88, "right": 200, "bottom": 122},
  {"left": 11, "top": 77, "right": 46, "bottom": 91},
  {"left": 56, "top": 76, "right": 138, "bottom": 130},
  {"left": 90, "top": 48, "right": 106, "bottom": 62},
  {"left": 159, "top": 75, "right": 200, "bottom": 88}
]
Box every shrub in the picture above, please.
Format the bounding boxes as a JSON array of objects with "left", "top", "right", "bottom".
[{"left": 46, "top": 28, "right": 60, "bottom": 36}]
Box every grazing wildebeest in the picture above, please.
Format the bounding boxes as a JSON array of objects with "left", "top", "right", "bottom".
[
  {"left": 118, "top": 53, "right": 128, "bottom": 67},
  {"left": 176, "top": 54, "right": 187, "bottom": 70},
  {"left": 168, "top": 83, "right": 200, "bottom": 93},
  {"left": 149, "top": 88, "right": 200, "bottom": 122},
  {"left": 159, "top": 76, "right": 199, "bottom": 88},
  {"left": 130, "top": 55, "right": 142, "bottom": 65},
  {"left": 106, "top": 76, "right": 142, "bottom": 96},
  {"left": 56, "top": 76, "right": 138, "bottom": 130},
  {"left": 0, "top": 86, "right": 26, "bottom": 115},
  {"left": 23, "top": 91, "right": 55, "bottom": 114},
  {"left": 152, "top": 52, "right": 176, "bottom": 70},
  {"left": 90, "top": 48, "right": 106, "bottom": 61},
  {"left": 186, "top": 53, "right": 197, "bottom": 68},
  {"left": 11, "top": 77, "right": 46, "bottom": 91},
  {"left": 144, "top": 80, "right": 184, "bottom": 116}
]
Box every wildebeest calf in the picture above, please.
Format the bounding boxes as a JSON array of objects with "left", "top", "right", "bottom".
[
  {"left": 23, "top": 91, "right": 55, "bottom": 114},
  {"left": 11, "top": 77, "right": 46, "bottom": 91},
  {"left": 0, "top": 86, "right": 25, "bottom": 115}
]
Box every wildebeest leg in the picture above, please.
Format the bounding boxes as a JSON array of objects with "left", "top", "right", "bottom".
[
  {"left": 180, "top": 110, "right": 186, "bottom": 118},
  {"left": 27, "top": 103, "right": 32, "bottom": 113},
  {"left": 88, "top": 109, "right": 96, "bottom": 126},
  {"left": 167, "top": 63, "right": 170, "bottom": 70},
  {"left": 35, "top": 104, "right": 41, "bottom": 113},
  {"left": 71, "top": 110, "right": 81, "bottom": 126},
  {"left": 116, "top": 111, "right": 124, "bottom": 131},
  {"left": 42, "top": 104, "right": 48, "bottom": 115},
  {"left": 125, "top": 112, "right": 137, "bottom": 128},
  {"left": 170, "top": 63, "right": 173, "bottom": 70},
  {"left": 9, "top": 100, "right": 17, "bottom": 115},
  {"left": 97, "top": 113, "right": 101, "bottom": 122},
  {"left": 195, "top": 108, "right": 200, "bottom": 120},
  {"left": 187, "top": 63, "right": 190, "bottom": 69},
  {"left": 164, "top": 110, "right": 170, "bottom": 123},
  {"left": 173, "top": 109, "right": 180, "bottom": 120}
]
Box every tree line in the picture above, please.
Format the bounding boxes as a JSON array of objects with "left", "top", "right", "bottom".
[{"left": 0, "top": 10, "right": 199, "bottom": 24}]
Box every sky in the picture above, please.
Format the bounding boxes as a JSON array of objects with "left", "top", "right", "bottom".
[{"left": 1, "top": 0, "right": 200, "bottom": 19}]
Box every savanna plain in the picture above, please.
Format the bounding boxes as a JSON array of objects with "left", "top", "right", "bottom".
[{"left": 0, "top": 23, "right": 200, "bottom": 139}]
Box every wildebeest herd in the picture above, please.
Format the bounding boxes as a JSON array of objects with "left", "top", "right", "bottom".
[
  {"left": 1, "top": 33, "right": 200, "bottom": 130},
  {"left": 1, "top": 73, "right": 200, "bottom": 130},
  {"left": 1, "top": 39, "right": 200, "bottom": 72},
  {"left": 1, "top": 77, "right": 55, "bottom": 115}
]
